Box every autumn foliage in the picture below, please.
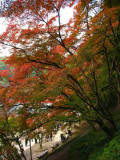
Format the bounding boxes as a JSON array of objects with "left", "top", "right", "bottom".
[{"left": 0, "top": 1, "right": 120, "bottom": 158}]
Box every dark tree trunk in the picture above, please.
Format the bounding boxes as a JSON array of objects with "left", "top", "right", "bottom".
[
  {"left": 29, "top": 139, "right": 33, "bottom": 160},
  {"left": 95, "top": 118, "right": 116, "bottom": 139},
  {"left": 17, "top": 139, "right": 27, "bottom": 160}
]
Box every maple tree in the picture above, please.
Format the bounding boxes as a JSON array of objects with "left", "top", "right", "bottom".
[
  {"left": 0, "top": 2, "right": 120, "bottom": 157},
  {"left": 0, "top": 86, "right": 27, "bottom": 159}
]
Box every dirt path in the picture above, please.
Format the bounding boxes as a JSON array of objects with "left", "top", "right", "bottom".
[
  {"left": 43, "top": 141, "right": 72, "bottom": 160},
  {"left": 22, "top": 130, "right": 63, "bottom": 160},
  {"left": 43, "top": 130, "right": 89, "bottom": 160},
  {"left": 22, "top": 123, "right": 89, "bottom": 160}
]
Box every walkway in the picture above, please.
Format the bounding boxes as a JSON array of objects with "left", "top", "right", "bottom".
[
  {"left": 22, "top": 130, "right": 62, "bottom": 160},
  {"left": 21, "top": 122, "right": 88, "bottom": 160},
  {"left": 43, "top": 130, "right": 89, "bottom": 160}
]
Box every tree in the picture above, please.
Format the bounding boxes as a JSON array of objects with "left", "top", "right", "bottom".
[
  {"left": 0, "top": 84, "right": 51, "bottom": 159},
  {"left": 0, "top": 86, "right": 27, "bottom": 160},
  {"left": 0, "top": 0, "right": 120, "bottom": 141}
]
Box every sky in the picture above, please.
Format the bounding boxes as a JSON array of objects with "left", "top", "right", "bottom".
[
  {"left": 0, "top": 7, "right": 74, "bottom": 57},
  {"left": 0, "top": 18, "right": 10, "bottom": 57}
]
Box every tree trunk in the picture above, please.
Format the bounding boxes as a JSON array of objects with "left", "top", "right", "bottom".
[
  {"left": 95, "top": 118, "right": 116, "bottom": 138},
  {"left": 29, "top": 139, "right": 33, "bottom": 160},
  {"left": 17, "top": 139, "right": 27, "bottom": 160}
]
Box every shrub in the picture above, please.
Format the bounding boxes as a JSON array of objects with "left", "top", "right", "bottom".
[{"left": 98, "top": 135, "right": 120, "bottom": 160}]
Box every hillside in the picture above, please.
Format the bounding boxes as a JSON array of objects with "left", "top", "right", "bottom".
[
  {"left": 0, "top": 57, "right": 7, "bottom": 71},
  {"left": 0, "top": 57, "right": 7, "bottom": 85}
]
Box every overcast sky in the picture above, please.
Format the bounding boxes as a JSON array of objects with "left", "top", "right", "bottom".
[{"left": 0, "top": 18, "right": 10, "bottom": 57}]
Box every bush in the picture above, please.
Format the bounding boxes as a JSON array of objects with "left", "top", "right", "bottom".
[{"left": 98, "top": 135, "right": 120, "bottom": 160}]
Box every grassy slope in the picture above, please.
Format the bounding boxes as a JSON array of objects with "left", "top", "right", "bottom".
[{"left": 66, "top": 110, "right": 120, "bottom": 160}]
